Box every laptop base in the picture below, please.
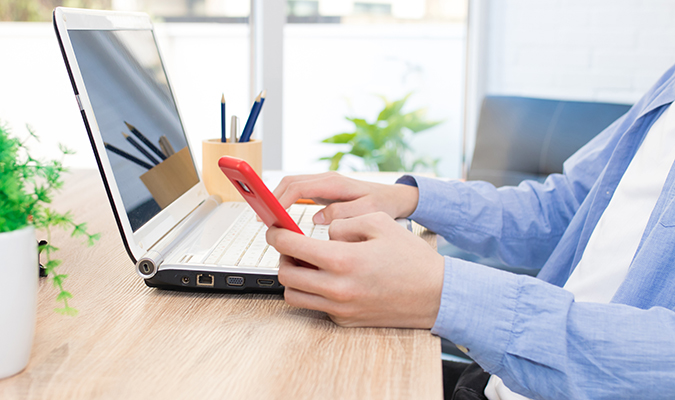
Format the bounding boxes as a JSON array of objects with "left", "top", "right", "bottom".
[{"left": 144, "top": 270, "right": 284, "bottom": 294}]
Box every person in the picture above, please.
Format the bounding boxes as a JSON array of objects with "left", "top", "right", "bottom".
[{"left": 266, "top": 63, "right": 675, "bottom": 400}]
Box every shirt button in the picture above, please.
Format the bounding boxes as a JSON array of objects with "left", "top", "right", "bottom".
[{"left": 456, "top": 345, "right": 470, "bottom": 353}]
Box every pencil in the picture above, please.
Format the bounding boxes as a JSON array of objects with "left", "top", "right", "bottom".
[
  {"left": 122, "top": 132, "right": 160, "bottom": 165},
  {"left": 239, "top": 90, "right": 265, "bottom": 143},
  {"left": 159, "top": 135, "right": 175, "bottom": 157},
  {"left": 230, "top": 115, "right": 239, "bottom": 143},
  {"left": 295, "top": 198, "right": 316, "bottom": 205},
  {"left": 124, "top": 121, "right": 167, "bottom": 160},
  {"left": 221, "top": 94, "right": 227, "bottom": 142},
  {"left": 104, "top": 142, "right": 153, "bottom": 169}
]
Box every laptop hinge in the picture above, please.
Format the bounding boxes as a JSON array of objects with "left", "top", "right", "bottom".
[{"left": 135, "top": 195, "right": 220, "bottom": 279}]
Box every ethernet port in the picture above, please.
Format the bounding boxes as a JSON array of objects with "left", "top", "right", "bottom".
[{"left": 196, "top": 274, "right": 214, "bottom": 287}]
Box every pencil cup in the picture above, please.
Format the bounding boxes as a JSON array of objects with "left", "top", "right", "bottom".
[
  {"left": 140, "top": 147, "right": 199, "bottom": 209},
  {"left": 202, "top": 139, "right": 262, "bottom": 202}
]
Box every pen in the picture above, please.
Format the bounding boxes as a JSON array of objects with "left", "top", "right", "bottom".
[
  {"left": 221, "top": 94, "right": 226, "bottom": 142},
  {"left": 122, "top": 132, "right": 160, "bottom": 165},
  {"left": 159, "top": 135, "right": 175, "bottom": 157},
  {"left": 230, "top": 115, "right": 239, "bottom": 143},
  {"left": 104, "top": 142, "right": 153, "bottom": 169},
  {"left": 124, "top": 121, "right": 167, "bottom": 160},
  {"left": 239, "top": 90, "right": 265, "bottom": 143}
]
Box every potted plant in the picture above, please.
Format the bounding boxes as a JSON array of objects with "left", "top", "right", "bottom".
[
  {"left": 0, "top": 122, "right": 99, "bottom": 379},
  {"left": 320, "top": 93, "right": 443, "bottom": 173}
]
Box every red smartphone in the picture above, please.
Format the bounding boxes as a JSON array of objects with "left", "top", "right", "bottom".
[{"left": 218, "top": 156, "right": 304, "bottom": 235}]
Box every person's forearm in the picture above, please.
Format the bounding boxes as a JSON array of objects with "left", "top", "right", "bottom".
[
  {"left": 398, "top": 108, "right": 632, "bottom": 269},
  {"left": 404, "top": 175, "right": 579, "bottom": 269},
  {"left": 434, "top": 257, "right": 675, "bottom": 400}
]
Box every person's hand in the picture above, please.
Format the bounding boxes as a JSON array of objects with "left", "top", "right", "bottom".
[
  {"left": 266, "top": 212, "right": 444, "bottom": 329},
  {"left": 273, "top": 172, "right": 419, "bottom": 224}
]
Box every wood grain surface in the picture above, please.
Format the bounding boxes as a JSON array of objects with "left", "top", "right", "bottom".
[{"left": 0, "top": 170, "right": 442, "bottom": 400}]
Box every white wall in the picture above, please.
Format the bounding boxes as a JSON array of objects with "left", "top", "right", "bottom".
[
  {"left": 0, "top": 23, "right": 94, "bottom": 167},
  {"left": 0, "top": 22, "right": 465, "bottom": 178},
  {"left": 284, "top": 24, "right": 466, "bottom": 178},
  {"left": 0, "top": 23, "right": 250, "bottom": 170},
  {"left": 485, "top": 0, "right": 675, "bottom": 104}
]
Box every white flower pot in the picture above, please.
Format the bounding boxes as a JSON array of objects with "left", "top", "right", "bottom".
[{"left": 0, "top": 226, "right": 37, "bottom": 379}]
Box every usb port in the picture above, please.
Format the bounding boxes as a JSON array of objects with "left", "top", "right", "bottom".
[
  {"left": 196, "top": 274, "right": 214, "bottom": 287},
  {"left": 257, "top": 279, "right": 275, "bottom": 287},
  {"left": 226, "top": 276, "right": 245, "bottom": 286}
]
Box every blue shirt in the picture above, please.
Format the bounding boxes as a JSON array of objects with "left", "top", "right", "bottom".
[{"left": 400, "top": 64, "right": 675, "bottom": 400}]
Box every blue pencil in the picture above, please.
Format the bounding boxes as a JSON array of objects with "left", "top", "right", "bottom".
[
  {"left": 239, "top": 90, "right": 266, "bottom": 143},
  {"left": 221, "top": 93, "right": 226, "bottom": 142}
]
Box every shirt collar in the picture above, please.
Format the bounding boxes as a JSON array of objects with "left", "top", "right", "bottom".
[{"left": 638, "top": 65, "right": 675, "bottom": 118}]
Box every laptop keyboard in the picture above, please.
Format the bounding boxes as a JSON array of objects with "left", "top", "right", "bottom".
[{"left": 204, "top": 204, "right": 329, "bottom": 268}]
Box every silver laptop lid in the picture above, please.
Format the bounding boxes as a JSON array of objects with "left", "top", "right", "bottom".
[{"left": 54, "top": 7, "right": 211, "bottom": 262}]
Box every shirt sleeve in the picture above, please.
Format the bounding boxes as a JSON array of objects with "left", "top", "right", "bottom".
[
  {"left": 396, "top": 112, "right": 630, "bottom": 269},
  {"left": 432, "top": 256, "right": 675, "bottom": 400}
]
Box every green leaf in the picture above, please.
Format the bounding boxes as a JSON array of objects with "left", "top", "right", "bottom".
[
  {"left": 56, "top": 291, "right": 73, "bottom": 301},
  {"left": 405, "top": 117, "right": 443, "bottom": 133},
  {"left": 318, "top": 93, "right": 439, "bottom": 173},
  {"left": 327, "top": 152, "right": 345, "bottom": 171},
  {"left": 52, "top": 273, "right": 68, "bottom": 287},
  {"left": 54, "top": 306, "right": 78, "bottom": 316},
  {"left": 25, "top": 124, "right": 39, "bottom": 141},
  {"left": 350, "top": 137, "right": 374, "bottom": 157},
  {"left": 40, "top": 243, "right": 58, "bottom": 254},
  {"left": 45, "top": 259, "right": 62, "bottom": 269},
  {"left": 346, "top": 118, "right": 371, "bottom": 129},
  {"left": 321, "top": 132, "right": 356, "bottom": 144},
  {"left": 58, "top": 143, "right": 76, "bottom": 155},
  {"left": 87, "top": 233, "right": 101, "bottom": 246},
  {"left": 377, "top": 93, "right": 411, "bottom": 122},
  {"left": 71, "top": 222, "right": 88, "bottom": 238}
]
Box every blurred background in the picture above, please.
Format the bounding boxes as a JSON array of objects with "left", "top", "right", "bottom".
[{"left": 2, "top": 0, "right": 675, "bottom": 179}]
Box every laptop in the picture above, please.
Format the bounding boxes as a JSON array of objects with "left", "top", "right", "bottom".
[{"left": 53, "top": 7, "right": 328, "bottom": 293}]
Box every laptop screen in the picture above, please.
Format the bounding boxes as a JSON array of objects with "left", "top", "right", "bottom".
[{"left": 68, "top": 29, "right": 199, "bottom": 231}]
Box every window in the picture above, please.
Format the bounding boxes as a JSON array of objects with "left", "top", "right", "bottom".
[
  {"left": 283, "top": 0, "right": 468, "bottom": 178},
  {"left": 1, "top": 0, "right": 467, "bottom": 177}
]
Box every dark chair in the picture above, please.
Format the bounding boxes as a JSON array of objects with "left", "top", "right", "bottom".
[
  {"left": 440, "top": 96, "right": 631, "bottom": 362},
  {"left": 467, "top": 96, "right": 632, "bottom": 187}
]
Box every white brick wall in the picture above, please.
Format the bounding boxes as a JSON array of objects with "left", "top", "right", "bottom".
[{"left": 485, "top": 0, "right": 675, "bottom": 104}]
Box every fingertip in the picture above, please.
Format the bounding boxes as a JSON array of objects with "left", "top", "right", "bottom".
[
  {"left": 313, "top": 210, "right": 326, "bottom": 224},
  {"left": 277, "top": 191, "right": 298, "bottom": 211},
  {"left": 265, "top": 225, "right": 281, "bottom": 243}
]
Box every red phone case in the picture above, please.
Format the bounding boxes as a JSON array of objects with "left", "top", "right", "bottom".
[{"left": 218, "top": 156, "right": 304, "bottom": 235}]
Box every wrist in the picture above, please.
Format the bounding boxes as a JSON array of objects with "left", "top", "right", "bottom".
[
  {"left": 423, "top": 252, "right": 445, "bottom": 329},
  {"left": 393, "top": 184, "right": 419, "bottom": 218}
]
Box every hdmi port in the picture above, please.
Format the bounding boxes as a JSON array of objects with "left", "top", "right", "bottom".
[
  {"left": 196, "top": 274, "right": 214, "bottom": 287},
  {"left": 257, "top": 279, "right": 275, "bottom": 287}
]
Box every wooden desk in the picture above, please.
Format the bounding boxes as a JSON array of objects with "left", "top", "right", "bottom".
[{"left": 0, "top": 170, "right": 442, "bottom": 399}]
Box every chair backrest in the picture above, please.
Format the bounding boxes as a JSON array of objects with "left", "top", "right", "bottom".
[{"left": 468, "top": 96, "right": 632, "bottom": 187}]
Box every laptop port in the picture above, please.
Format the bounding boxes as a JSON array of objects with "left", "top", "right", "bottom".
[
  {"left": 257, "top": 279, "right": 275, "bottom": 287},
  {"left": 226, "top": 276, "right": 245, "bottom": 286},
  {"left": 181, "top": 276, "right": 190, "bottom": 285},
  {"left": 196, "top": 274, "right": 214, "bottom": 287}
]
